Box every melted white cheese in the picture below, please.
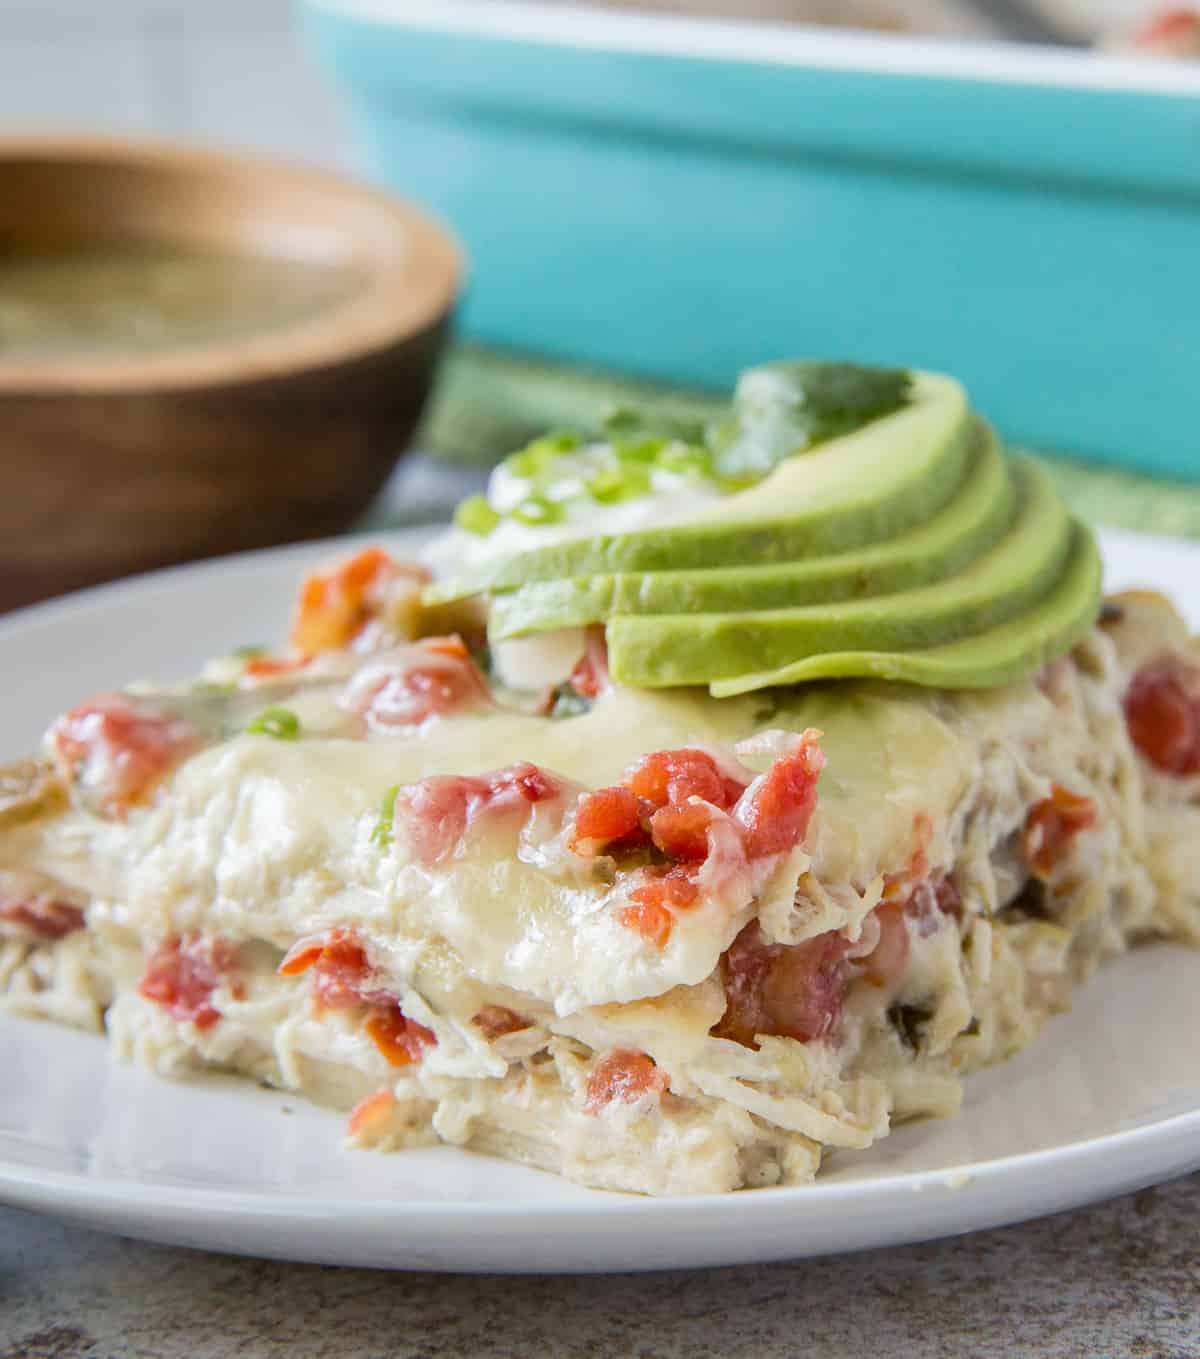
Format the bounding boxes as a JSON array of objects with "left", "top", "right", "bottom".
[{"left": 11, "top": 682, "right": 1015, "bottom": 1018}]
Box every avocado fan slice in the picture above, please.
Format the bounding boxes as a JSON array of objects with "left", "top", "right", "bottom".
[
  {"left": 708, "top": 521, "right": 1102, "bottom": 695},
  {"left": 424, "top": 373, "right": 971, "bottom": 604},
  {"left": 606, "top": 458, "right": 1069, "bottom": 688},
  {"left": 488, "top": 417, "right": 1010, "bottom": 640}
]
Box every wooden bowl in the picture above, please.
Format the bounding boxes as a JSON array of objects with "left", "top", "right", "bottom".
[{"left": 0, "top": 137, "right": 461, "bottom": 612}]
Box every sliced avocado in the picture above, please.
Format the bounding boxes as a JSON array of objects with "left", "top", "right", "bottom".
[
  {"left": 425, "top": 373, "right": 971, "bottom": 603},
  {"left": 607, "top": 459, "right": 1069, "bottom": 687},
  {"left": 709, "top": 521, "right": 1102, "bottom": 695},
  {"left": 489, "top": 418, "right": 1010, "bottom": 639}
]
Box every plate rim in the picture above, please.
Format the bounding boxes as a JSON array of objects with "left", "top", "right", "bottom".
[{"left": 2, "top": 1057, "right": 1198, "bottom": 1224}]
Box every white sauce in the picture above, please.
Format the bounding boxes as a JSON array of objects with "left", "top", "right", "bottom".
[{"left": 419, "top": 443, "right": 725, "bottom": 577}]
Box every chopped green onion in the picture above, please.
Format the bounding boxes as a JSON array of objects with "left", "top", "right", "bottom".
[
  {"left": 372, "top": 784, "right": 400, "bottom": 849},
  {"left": 511, "top": 494, "right": 565, "bottom": 526},
  {"left": 586, "top": 463, "right": 652, "bottom": 504},
  {"left": 656, "top": 442, "right": 713, "bottom": 477},
  {"left": 454, "top": 494, "right": 501, "bottom": 536},
  {"left": 232, "top": 644, "right": 269, "bottom": 659},
  {"left": 612, "top": 437, "right": 665, "bottom": 465},
  {"left": 504, "top": 431, "right": 581, "bottom": 479},
  {"left": 715, "top": 474, "right": 760, "bottom": 495},
  {"left": 246, "top": 707, "right": 300, "bottom": 740}
]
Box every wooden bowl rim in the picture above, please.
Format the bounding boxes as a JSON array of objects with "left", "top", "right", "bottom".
[{"left": 0, "top": 135, "right": 463, "bottom": 394}]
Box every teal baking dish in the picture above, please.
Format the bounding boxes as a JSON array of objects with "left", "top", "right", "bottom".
[{"left": 301, "top": 1, "right": 1200, "bottom": 477}]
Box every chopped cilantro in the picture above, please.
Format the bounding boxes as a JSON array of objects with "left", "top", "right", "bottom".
[
  {"left": 548, "top": 682, "right": 592, "bottom": 718},
  {"left": 602, "top": 405, "right": 707, "bottom": 450},
  {"left": 372, "top": 784, "right": 400, "bottom": 848},
  {"left": 472, "top": 643, "right": 494, "bottom": 678},
  {"left": 246, "top": 706, "right": 300, "bottom": 740},
  {"left": 455, "top": 494, "right": 501, "bottom": 536}
]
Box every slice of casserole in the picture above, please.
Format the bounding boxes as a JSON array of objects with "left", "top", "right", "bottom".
[{"left": 3, "top": 541, "right": 1197, "bottom": 1195}]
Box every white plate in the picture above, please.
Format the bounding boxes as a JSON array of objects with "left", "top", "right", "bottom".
[{"left": 2, "top": 525, "right": 1199, "bottom": 1273}]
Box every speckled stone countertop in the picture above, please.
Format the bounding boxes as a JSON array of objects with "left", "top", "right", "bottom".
[{"left": 2, "top": 1175, "right": 1197, "bottom": 1359}]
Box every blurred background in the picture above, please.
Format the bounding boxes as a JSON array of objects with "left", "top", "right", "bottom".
[
  {"left": 0, "top": 1, "right": 1189, "bottom": 157},
  {"left": 0, "top": 0, "right": 343, "bottom": 164},
  {"left": 0, "top": 0, "right": 1197, "bottom": 612}
]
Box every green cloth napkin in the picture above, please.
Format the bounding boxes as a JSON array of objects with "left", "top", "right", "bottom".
[{"left": 411, "top": 344, "right": 1200, "bottom": 540}]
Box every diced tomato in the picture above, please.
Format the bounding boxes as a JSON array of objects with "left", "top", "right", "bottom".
[
  {"left": 139, "top": 934, "right": 237, "bottom": 1031},
  {"left": 752, "top": 930, "right": 848, "bottom": 1045},
  {"left": 627, "top": 748, "right": 747, "bottom": 812},
  {"left": 734, "top": 732, "right": 825, "bottom": 859},
  {"left": 714, "top": 922, "right": 848, "bottom": 1047},
  {"left": 278, "top": 928, "right": 372, "bottom": 1012},
  {"left": 355, "top": 665, "right": 474, "bottom": 729},
  {"left": 278, "top": 928, "right": 436, "bottom": 1065},
  {"left": 881, "top": 814, "right": 940, "bottom": 911},
  {"left": 341, "top": 636, "right": 491, "bottom": 732},
  {"left": 898, "top": 872, "right": 961, "bottom": 938},
  {"left": 242, "top": 654, "right": 311, "bottom": 681},
  {"left": 347, "top": 1088, "right": 397, "bottom": 1138},
  {"left": 277, "top": 935, "right": 329, "bottom": 977},
  {"left": 859, "top": 901, "right": 910, "bottom": 988},
  {"left": 567, "top": 627, "right": 611, "bottom": 700},
  {"left": 570, "top": 785, "right": 648, "bottom": 856},
  {"left": 619, "top": 898, "right": 675, "bottom": 949},
  {"left": 584, "top": 1048, "right": 668, "bottom": 1113},
  {"left": 648, "top": 800, "right": 720, "bottom": 861},
  {"left": 574, "top": 732, "right": 824, "bottom": 952},
  {"left": 1024, "top": 784, "right": 1098, "bottom": 879},
  {"left": 1124, "top": 658, "right": 1200, "bottom": 776},
  {"left": 573, "top": 733, "right": 823, "bottom": 952},
  {"left": 423, "top": 636, "right": 468, "bottom": 659},
  {"left": 631, "top": 864, "right": 702, "bottom": 912},
  {"left": 472, "top": 1005, "right": 531, "bottom": 1040},
  {"left": 933, "top": 874, "right": 963, "bottom": 920},
  {"left": 0, "top": 894, "right": 85, "bottom": 940},
  {"left": 364, "top": 1005, "right": 436, "bottom": 1067},
  {"left": 490, "top": 762, "right": 559, "bottom": 803},
  {"left": 621, "top": 863, "right": 702, "bottom": 947},
  {"left": 291, "top": 547, "right": 427, "bottom": 654},
  {"left": 392, "top": 776, "right": 475, "bottom": 865},
  {"left": 572, "top": 747, "right": 752, "bottom": 861},
  {"left": 50, "top": 695, "right": 198, "bottom": 818},
  {"left": 393, "top": 763, "right": 562, "bottom": 865}
]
